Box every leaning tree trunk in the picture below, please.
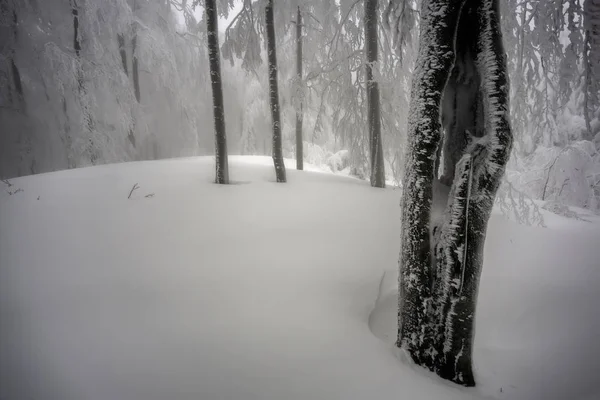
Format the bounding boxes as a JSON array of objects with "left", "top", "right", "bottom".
[
  {"left": 205, "top": 0, "right": 229, "bottom": 184},
  {"left": 398, "top": 0, "right": 512, "bottom": 387},
  {"left": 265, "top": 0, "right": 286, "bottom": 183},
  {"left": 295, "top": 6, "right": 303, "bottom": 171},
  {"left": 365, "top": 0, "right": 385, "bottom": 188}
]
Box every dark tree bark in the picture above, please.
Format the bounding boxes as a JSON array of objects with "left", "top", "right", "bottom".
[
  {"left": 295, "top": 6, "right": 304, "bottom": 171},
  {"left": 365, "top": 0, "right": 385, "bottom": 188},
  {"left": 398, "top": 0, "right": 512, "bottom": 387},
  {"left": 265, "top": 0, "right": 286, "bottom": 183},
  {"left": 72, "top": 0, "right": 81, "bottom": 57},
  {"left": 398, "top": 0, "right": 465, "bottom": 373},
  {"left": 205, "top": 0, "right": 229, "bottom": 184}
]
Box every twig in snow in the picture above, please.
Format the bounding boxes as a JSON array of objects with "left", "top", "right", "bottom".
[
  {"left": 145, "top": 193, "right": 154, "bottom": 198},
  {"left": 2, "top": 178, "right": 23, "bottom": 195},
  {"left": 128, "top": 183, "right": 140, "bottom": 199}
]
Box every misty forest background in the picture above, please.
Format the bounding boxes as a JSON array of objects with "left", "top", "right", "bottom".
[{"left": 1, "top": 0, "right": 600, "bottom": 213}]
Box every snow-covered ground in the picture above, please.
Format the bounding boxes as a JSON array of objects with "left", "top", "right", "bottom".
[{"left": 1, "top": 156, "right": 599, "bottom": 400}]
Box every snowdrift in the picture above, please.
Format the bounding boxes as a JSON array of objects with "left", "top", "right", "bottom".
[{"left": 1, "top": 156, "right": 599, "bottom": 400}]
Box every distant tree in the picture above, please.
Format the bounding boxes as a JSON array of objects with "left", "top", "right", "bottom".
[
  {"left": 265, "top": 0, "right": 286, "bottom": 182},
  {"left": 118, "top": 33, "right": 128, "bottom": 75},
  {"left": 0, "top": 0, "right": 25, "bottom": 111},
  {"left": 205, "top": 0, "right": 229, "bottom": 184},
  {"left": 584, "top": 0, "right": 600, "bottom": 139},
  {"left": 71, "top": 0, "right": 98, "bottom": 164},
  {"left": 295, "top": 5, "right": 304, "bottom": 171},
  {"left": 131, "top": 0, "right": 141, "bottom": 104},
  {"left": 365, "top": 0, "right": 385, "bottom": 187},
  {"left": 396, "top": 0, "right": 512, "bottom": 386}
]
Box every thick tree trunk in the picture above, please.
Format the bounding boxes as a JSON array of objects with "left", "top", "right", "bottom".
[
  {"left": 205, "top": 0, "right": 229, "bottom": 184},
  {"left": 266, "top": 0, "right": 286, "bottom": 183},
  {"left": 398, "top": 0, "right": 465, "bottom": 367},
  {"left": 365, "top": 0, "right": 385, "bottom": 188},
  {"left": 296, "top": 6, "right": 303, "bottom": 171},
  {"left": 398, "top": 0, "right": 512, "bottom": 387}
]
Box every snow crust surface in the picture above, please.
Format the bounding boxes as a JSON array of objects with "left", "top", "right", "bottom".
[{"left": 1, "top": 156, "right": 599, "bottom": 400}]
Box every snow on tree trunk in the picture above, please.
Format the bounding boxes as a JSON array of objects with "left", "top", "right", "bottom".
[
  {"left": 398, "top": 0, "right": 465, "bottom": 368},
  {"left": 295, "top": 5, "right": 303, "bottom": 171},
  {"left": 205, "top": 0, "right": 229, "bottom": 184},
  {"left": 398, "top": 0, "right": 512, "bottom": 387},
  {"left": 365, "top": 0, "right": 385, "bottom": 188},
  {"left": 266, "top": 0, "right": 286, "bottom": 183}
]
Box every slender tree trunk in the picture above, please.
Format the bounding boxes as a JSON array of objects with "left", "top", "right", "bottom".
[
  {"left": 266, "top": 0, "right": 286, "bottom": 182},
  {"left": 132, "top": 0, "right": 141, "bottom": 103},
  {"left": 398, "top": 0, "right": 512, "bottom": 387},
  {"left": 132, "top": 37, "right": 141, "bottom": 103},
  {"left": 7, "top": 5, "right": 25, "bottom": 111},
  {"left": 584, "top": 31, "right": 593, "bottom": 138},
  {"left": 205, "top": 0, "right": 229, "bottom": 184},
  {"left": 584, "top": 0, "right": 600, "bottom": 139},
  {"left": 365, "top": 0, "right": 385, "bottom": 188},
  {"left": 295, "top": 6, "right": 304, "bottom": 171},
  {"left": 117, "top": 31, "right": 136, "bottom": 148},
  {"left": 128, "top": 0, "right": 141, "bottom": 150},
  {"left": 118, "top": 34, "right": 128, "bottom": 75},
  {"left": 71, "top": 0, "right": 96, "bottom": 163},
  {"left": 72, "top": 0, "right": 81, "bottom": 57}
]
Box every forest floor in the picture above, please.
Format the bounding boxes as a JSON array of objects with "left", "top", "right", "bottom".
[{"left": 1, "top": 156, "right": 599, "bottom": 400}]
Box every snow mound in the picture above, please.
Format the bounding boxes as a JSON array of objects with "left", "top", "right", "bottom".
[{"left": 1, "top": 156, "right": 599, "bottom": 400}]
